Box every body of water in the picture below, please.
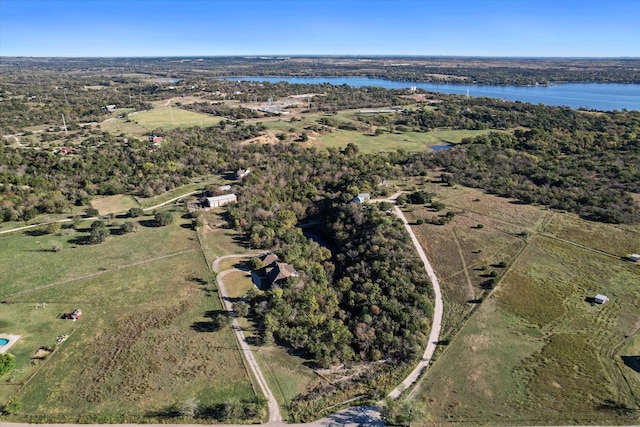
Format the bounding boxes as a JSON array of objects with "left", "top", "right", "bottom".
[{"left": 226, "top": 76, "right": 640, "bottom": 112}]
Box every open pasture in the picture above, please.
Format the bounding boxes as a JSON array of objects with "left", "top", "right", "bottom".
[
  {"left": 400, "top": 185, "right": 548, "bottom": 335},
  {"left": 129, "top": 107, "right": 221, "bottom": 130},
  {"left": 0, "top": 210, "right": 256, "bottom": 421},
  {"left": 90, "top": 195, "right": 140, "bottom": 215},
  {"left": 412, "top": 211, "right": 640, "bottom": 425},
  {"left": 260, "top": 113, "right": 492, "bottom": 153}
]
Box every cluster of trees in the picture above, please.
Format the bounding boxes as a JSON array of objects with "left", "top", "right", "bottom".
[
  {"left": 181, "top": 102, "right": 260, "bottom": 119},
  {"left": 0, "top": 123, "right": 265, "bottom": 223}
]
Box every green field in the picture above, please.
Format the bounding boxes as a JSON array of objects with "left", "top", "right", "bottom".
[
  {"left": 130, "top": 107, "right": 222, "bottom": 130},
  {"left": 408, "top": 192, "right": 640, "bottom": 426},
  {"left": 260, "top": 113, "right": 492, "bottom": 153},
  {"left": 0, "top": 210, "right": 257, "bottom": 422}
]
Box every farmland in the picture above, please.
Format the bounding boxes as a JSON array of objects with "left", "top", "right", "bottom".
[{"left": 404, "top": 183, "right": 640, "bottom": 425}]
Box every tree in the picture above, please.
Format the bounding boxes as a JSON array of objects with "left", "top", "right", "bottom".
[
  {"left": 46, "top": 221, "right": 61, "bottom": 234},
  {"left": 50, "top": 240, "right": 63, "bottom": 252},
  {"left": 86, "top": 207, "right": 99, "bottom": 217},
  {"left": 155, "top": 212, "right": 174, "bottom": 227},
  {"left": 89, "top": 226, "right": 109, "bottom": 244},
  {"left": 127, "top": 207, "right": 144, "bottom": 218},
  {"left": 233, "top": 301, "right": 249, "bottom": 317},
  {"left": 120, "top": 221, "right": 136, "bottom": 234},
  {"left": 249, "top": 257, "right": 264, "bottom": 270},
  {"left": 0, "top": 354, "right": 15, "bottom": 377}
]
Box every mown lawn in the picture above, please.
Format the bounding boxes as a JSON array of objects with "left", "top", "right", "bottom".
[{"left": 0, "top": 210, "right": 257, "bottom": 422}]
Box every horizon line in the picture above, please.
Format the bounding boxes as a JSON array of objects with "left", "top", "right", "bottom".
[{"left": 2, "top": 54, "right": 640, "bottom": 60}]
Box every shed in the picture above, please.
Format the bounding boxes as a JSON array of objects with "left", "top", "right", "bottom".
[
  {"left": 202, "top": 194, "right": 237, "bottom": 208},
  {"left": 630, "top": 254, "right": 640, "bottom": 263},
  {"left": 594, "top": 294, "right": 609, "bottom": 304},
  {"left": 351, "top": 193, "right": 371, "bottom": 204}
]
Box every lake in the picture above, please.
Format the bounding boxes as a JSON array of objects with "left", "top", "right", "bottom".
[{"left": 225, "top": 76, "right": 640, "bottom": 112}]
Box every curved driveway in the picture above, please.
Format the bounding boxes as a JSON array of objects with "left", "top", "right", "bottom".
[
  {"left": 387, "top": 204, "right": 444, "bottom": 398},
  {"left": 213, "top": 256, "right": 281, "bottom": 423}
]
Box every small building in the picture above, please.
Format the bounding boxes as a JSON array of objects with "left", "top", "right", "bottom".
[
  {"left": 102, "top": 104, "right": 117, "bottom": 113},
  {"left": 594, "top": 294, "right": 609, "bottom": 304},
  {"left": 149, "top": 135, "right": 163, "bottom": 144},
  {"left": 236, "top": 168, "right": 251, "bottom": 179},
  {"left": 63, "top": 308, "right": 83, "bottom": 320},
  {"left": 351, "top": 193, "right": 371, "bottom": 204},
  {"left": 202, "top": 194, "right": 237, "bottom": 208},
  {"left": 57, "top": 147, "right": 77, "bottom": 155},
  {"left": 630, "top": 254, "right": 640, "bottom": 263},
  {"left": 218, "top": 184, "right": 232, "bottom": 192}
]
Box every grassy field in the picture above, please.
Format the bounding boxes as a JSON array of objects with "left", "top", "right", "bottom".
[
  {"left": 99, "top": 117, "right": 148, "bottom": 137},
  {"left": 129, "top": 107, "right": 221, "bottom": 130},
  {"left": 400, "top": 181, "right": 551, "bottom": 336},
  {"left": 260, "top": 112, "right": 493, "bottom": 153},
  {"left": 408, "top": 189, "right": 640, "bottom": 425},
  {"left": 90, "top": 195, "right": 140, "bottom": 215},
  {"left": 0, "top": 209, "right": 257, "bottom": 422}
]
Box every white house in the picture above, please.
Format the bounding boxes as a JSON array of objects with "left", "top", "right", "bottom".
[
  {"left": 594, "top": 294, "right": 609, "bottom": 304},
  {"left": 630, "top": 254, "right": 640, "bottom": 263},
  {"left": 202, "top": 194, "right": 237, "bottom": 208}
]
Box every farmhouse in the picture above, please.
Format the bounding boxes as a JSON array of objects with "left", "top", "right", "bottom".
[
  {"left": 261, "top": 253, "right": 299, "bottom": 288},
  {"left": 630, "top": 253, "right": 640, "bottom": 263},
  {"left": 594, "top": 294, "right": 609, "bottom": 304},
  {"left": 202, "top": 193, "right": 237, "bottom": 208}
]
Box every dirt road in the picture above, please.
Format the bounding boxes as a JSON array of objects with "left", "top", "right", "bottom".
[
  {"left": 215, "top": 264, "right": 281, "bottom": 423},
  {"left": 387, "top": 204, "right": 443, "bottom": 397}
]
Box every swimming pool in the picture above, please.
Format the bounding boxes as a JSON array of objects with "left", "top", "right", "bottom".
[{"left": 0, "top": 338, "right": 9, "bottom": 346}]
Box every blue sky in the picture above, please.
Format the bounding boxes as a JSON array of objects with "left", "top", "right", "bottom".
[{"left": 1, "top": 0, "right": 638, "bottom": 57}]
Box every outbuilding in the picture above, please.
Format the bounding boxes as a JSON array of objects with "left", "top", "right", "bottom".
[
  {"left": 202, "top": 194, "right": 237, "bottom": 208},
  {"left": 630, "top": 254, "right": 640, "bottom": 263},
  {"left": 594, "top": 294, "right": 609, "bottom": 304}
]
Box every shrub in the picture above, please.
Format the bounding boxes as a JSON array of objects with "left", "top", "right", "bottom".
[
  {"left": 86, "top": 207, "right": 99, "bottom": 217},
  {"left": 0, "top": 354, "right": 16, "bottom": 377}
]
